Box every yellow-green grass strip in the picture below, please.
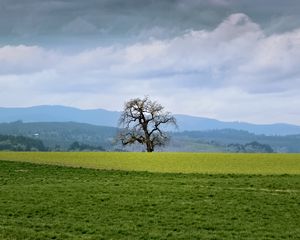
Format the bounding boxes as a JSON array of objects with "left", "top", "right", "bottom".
[{"left": 0, "top": 152, "right": 299, "bottom": 174}]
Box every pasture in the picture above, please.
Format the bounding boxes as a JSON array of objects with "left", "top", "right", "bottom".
[
  {"left": 0, "top": 153, "right": 299, "bottom": 239},
  {"left": 0, "top": 152, "right": 300, "bottom": 174}
]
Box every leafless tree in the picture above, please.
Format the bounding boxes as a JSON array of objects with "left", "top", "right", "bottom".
[{"left": 118, "top": 97, "right": 177, "bottom": 152}]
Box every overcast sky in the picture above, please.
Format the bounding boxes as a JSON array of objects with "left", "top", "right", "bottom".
[{"left": 1, "top": 0, "right": 300, "bottom": 125}]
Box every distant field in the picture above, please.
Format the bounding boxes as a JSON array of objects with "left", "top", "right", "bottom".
[
  {"left": 1, "top": 160, "right": 299, "bottom": 240},
  {"left": 0, "top": 152, "right": 299, "bottom": 174}
]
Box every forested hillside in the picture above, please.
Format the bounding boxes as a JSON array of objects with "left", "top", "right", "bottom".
[
  {"left": 0, "top": 135, "right": 47, "bottom": 151},
  {"left": 0, "top": 121, "right": 117, "bottom": 151}
]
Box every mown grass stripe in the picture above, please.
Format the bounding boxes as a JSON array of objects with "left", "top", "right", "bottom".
[{"left": 0, "top": 152, "right": 299, "bottom": 174}]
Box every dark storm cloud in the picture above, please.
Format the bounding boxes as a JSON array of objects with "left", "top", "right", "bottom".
[{"left": 1, "top": 0, "right": 300, "bottom": 47}]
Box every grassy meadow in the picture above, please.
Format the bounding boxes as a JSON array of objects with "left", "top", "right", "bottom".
[{"left": 0, "top": 152, "right": 299, "bottom": 239}]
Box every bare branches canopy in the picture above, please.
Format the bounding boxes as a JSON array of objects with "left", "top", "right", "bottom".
[{"left": 118, "top": 97, "right": 177, "bottom": 152}]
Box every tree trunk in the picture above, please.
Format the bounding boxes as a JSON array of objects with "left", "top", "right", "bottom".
[
  {"left": 143, "top": 125, "right": 154, "bottom": 152},
  {"left": 146, "top": 140, "right": 154, "bottom": 152}
]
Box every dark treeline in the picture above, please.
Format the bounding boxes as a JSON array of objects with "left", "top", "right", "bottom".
[{"left": 68, "top": 141, "right": 105, "bottom": 151}]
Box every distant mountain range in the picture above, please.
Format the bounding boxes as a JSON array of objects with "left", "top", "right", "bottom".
[{"left": 0, "top": 105, "right": 300, "bottom": 135}]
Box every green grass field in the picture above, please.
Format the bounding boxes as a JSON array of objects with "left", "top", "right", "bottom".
[
  {"left": 1, "top": 160, "right": 299, "bottom": 240},
  {"left": 0, "top": 152, "right": 300, "bottom": 174},
  {"left": 0, "top": 153, "right": 299, "bottom": 239}
]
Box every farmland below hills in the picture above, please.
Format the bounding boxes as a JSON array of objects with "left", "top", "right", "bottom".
[
  {"left": 0, "top": 121, "right": 299, "bottom": 152},
  {"left": 1, "top": 105, "right": 300, "bottom": 135}
]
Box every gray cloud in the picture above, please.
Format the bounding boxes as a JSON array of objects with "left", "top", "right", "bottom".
[
  {"left": 1, "top": 0, "right": 300, "bottom": 47},
  {"left": 61, "top": 17, "right": 99, "bottom": 34},
  {"left": 0, "top": 1, "right": 300, "bottom": 124},
  {"left": 0, "top": 13, "right": 300, "bottom": 124},
  {"left": 1, "top": 13, "right": 299, "bottom": 87}
]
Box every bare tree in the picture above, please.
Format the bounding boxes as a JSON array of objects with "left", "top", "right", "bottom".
[{"left": 118, "top": 97, "right": 177, "bottom": 152}]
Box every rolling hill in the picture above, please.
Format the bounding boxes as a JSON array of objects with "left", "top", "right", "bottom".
[
  {"left": 0, "top": 121, "right": 299, "bottom": 152},
  {"left": 0, "top": 121, "right": 117, "bottom": 150}
]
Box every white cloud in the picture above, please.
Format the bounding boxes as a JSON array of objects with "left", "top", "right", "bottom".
[
  {"left": 0, "top": 13, "right": 300, "bottom": 124},
  {"left": 0, "top": 45, "right": 59, "bottom": 74}
]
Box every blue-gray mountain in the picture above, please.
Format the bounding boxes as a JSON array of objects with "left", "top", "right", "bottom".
[{"left": 0, "top": 105, "right": 300, "bottom": 135}]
